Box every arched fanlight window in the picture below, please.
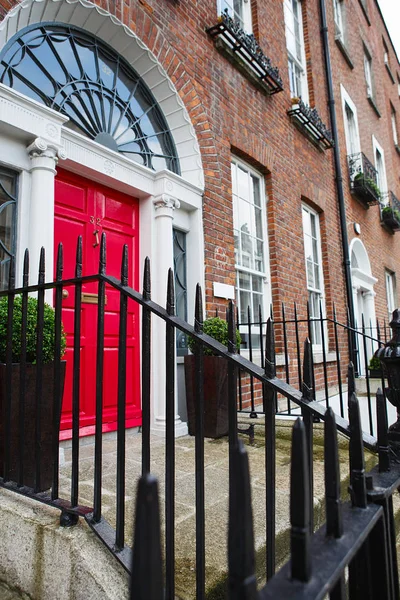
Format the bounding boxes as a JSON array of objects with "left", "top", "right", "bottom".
[{"left": 0, "top": 24, "right": 180, "bottom": 174}]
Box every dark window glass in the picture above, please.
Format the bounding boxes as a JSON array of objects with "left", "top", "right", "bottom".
[
  {"left": 173, "top": 229, "right": 188, "bottom": 355},
  {"left": 0, "top": 167, "right": 17, "bottom": 290},
  {"left": 0, "top": 24, "right": 180, "bottom": 174}
]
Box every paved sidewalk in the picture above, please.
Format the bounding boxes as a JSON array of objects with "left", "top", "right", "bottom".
[
  {"left": 59, "top": 417, "right": 379, "bottom": 599},
  {"left": 0, "top": 582, "right": 30, "bottom": 600}
]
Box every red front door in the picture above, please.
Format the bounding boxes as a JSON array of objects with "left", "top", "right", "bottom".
[{"left": 54, "top": 169, "right": 141, "bottom": 438}]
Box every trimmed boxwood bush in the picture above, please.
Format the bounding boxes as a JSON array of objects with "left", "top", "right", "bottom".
[
  {"left": 0, "top": 295, "right": 66, "bottom": 363},
  {"left": 188, "top": 316, "right": 241, "bottom": 356}
]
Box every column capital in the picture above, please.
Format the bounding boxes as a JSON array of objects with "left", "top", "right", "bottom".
[
  {"left": 27, "top": 137, "right": 67, "bottom": 162},
  {"left": 153, "top": 193, "right": 180, "bottom": 212}
]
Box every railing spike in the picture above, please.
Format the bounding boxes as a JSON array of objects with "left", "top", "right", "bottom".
[
  {"left": 228, "top": 300, "right": 236, "bottom": 354},
  {"left": 23, "top": 249, "right": 29, "bottom": 287},
  {"left": 348, "top": 392, "right": 367, "bottom": 508},
  {"left": 38, "top": 247, "right": 45, "bottom": 284},
  {"left": 8, "top": 255, "right": 15, "bottom": 290},
  {"left": 264, "top": 317, "right": 276, "bottom": 378},
  {"left": 166, "top": 268, "right": 175, "bottom": 316},
  {"left": 75, "top": 236, "right": 82, "bottom": 278},
  {"left": 324, "top": 407, "right": 343, "bottom": 539},
  {"left": 302, "top": 338, "right": 313, "bottom": 401},
  {"left": 290, "top": 418, "right": 311, "bottom": 582},
  {"left": 228, "top": 440, "right": 258, "bottom": 599},
  {"left": 99, "top": 232, "right": 106, "bottom": 275},
  {"left": 194, "top": 283, "right": 203, "bottom": 334},
  {"left": 376, "top": 388, "right": 390, "bottom": 473},
  {"left": 121, "top": 244, "right": 128, "bottom": 286},
  {"left": 56, "top": 243, "right": 63, "bottom": 282},
  {"left": 347, "top": 362, "right": 356, "bottom": 401},
  {"left": 130, "top": 474, "right": 163, "bottom": 600},
  {"left": 143, "top": 257, "right": 151, "bottom": 301}
]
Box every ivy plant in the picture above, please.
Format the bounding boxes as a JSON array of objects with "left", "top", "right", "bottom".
[
  {"left": 0, "top": 295, "right": 66, "bottom": 363},
  {"left": 188, "top": 316, "right": 241, "bottom": 356}
]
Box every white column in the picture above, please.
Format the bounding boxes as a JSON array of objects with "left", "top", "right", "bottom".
[
  {"left": 151, "top": 194, "right": 188, "bottom": 437},
  {"left": 27, "top": 137, "right": 66, "bottom": 295},
  {"left": 363, "top": 289, "right": 377, "bottom": 357}
]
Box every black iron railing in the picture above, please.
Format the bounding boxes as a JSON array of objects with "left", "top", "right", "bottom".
[
  {"left": 206, "top": 10, "right": 283, "bottom": 95},
  {"left": 287, "top": 98, "right": 334, "bottom": 149},
  {"left": 1, "top": 234, "right": 376, "bottom": 599},
  {"left": 130, "top": 388, "right": 400, "bottom": 599},
  {"left": 348, "top": 151, "right": 381, "bottom": 206},
  {"left": 235, "top": 302, "right": 390, "bottom": 438},
  {"left": 381, "top": 191, "right": 400, "bottom": 232}
]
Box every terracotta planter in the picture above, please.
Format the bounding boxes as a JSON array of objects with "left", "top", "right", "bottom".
[
  {"left": 0, "top": 361, "right": 66, "bottom": 491},
  {"left": 184, "top": 355, "right": 229, "bottom": 439}
]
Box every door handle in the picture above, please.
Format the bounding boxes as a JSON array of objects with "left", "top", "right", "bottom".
[
  {"left": 93, "top": 229, "right": 100, "bottom": 248},
  {"left": 62, "top": 289, "right": 69, "bottom": 299}
]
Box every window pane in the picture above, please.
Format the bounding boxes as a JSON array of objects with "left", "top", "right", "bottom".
[
  {"left": 173, "top": 229, "right": 188, "bottom": 354},
  {"left": 239, "top": 271, "right": 251, "bottom": 290},
  {"left": 255, "top": 240, "right": 264, "bottom": 272},
  {"left": 0, "top": 169, "right": 17, "bottom": 291}
]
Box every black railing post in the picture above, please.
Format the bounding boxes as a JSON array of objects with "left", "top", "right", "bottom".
[
  {"left": 34, "top": 248, "right": 45, "bottom": 493},
  {"left": 301, "top": 338, "right": 314, "bottom": 533},
  {"left": 4, "top": 256, "right": 15, "bottom": 483},
  {"left": 18, "top": 251, "right": 29, "bottom": 488},
  {"left": 141, "top": 257, "right": 151, "bottom": 476},
  {"left": 194, "top": 284, "right": 205, "bottom": 600},
  {"left": 71, "top": 236, "right": 82, "bottom": 508},
  {"left": 52, "top": 244, "right": 63, "bottom": 500},
  {"left": 264, "top": 317, "right": 276, "bottom": 580}
]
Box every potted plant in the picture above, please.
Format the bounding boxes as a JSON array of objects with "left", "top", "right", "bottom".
[
  {"left": 353, "top": 172, "right": 381, "bottom": 203},
  {"left": 368, "top": 355, "right": 383, "bottom": 379},
  {"left": 0, "top": 295, "right": 66, "bottom": 491},
  {"left": 184, "top": 317, "right": 241, "bottom": 439},
  {"left": 381, "top": 205, "right": 400, "bottom": 230}
]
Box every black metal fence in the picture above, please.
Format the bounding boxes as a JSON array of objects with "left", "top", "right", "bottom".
[
  {"left": 131, "top": 388, "right": 400, "bottom": 599},
  {"left": 0, "top": 234, "right": 392, "bottom": 599},
  {"left": 236, "top": 303, "right": 390, "bottom": 438}
]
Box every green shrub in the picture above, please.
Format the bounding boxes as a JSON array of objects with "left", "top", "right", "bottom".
[
  {"left": 354, "top": 173, "right": 381, "bottom": 199},
  {"left": 188, "top": 316, "right": 241, "bottom": 356},
  {"left": 368, "top": 356, "right": 381, "bottom": 371},
  {"left": 0, "top": 295, "right": 66, "bottom": 363}
]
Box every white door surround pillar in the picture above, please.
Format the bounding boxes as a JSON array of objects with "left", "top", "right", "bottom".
[
  {"left": 151, "top": 193, "right": 188, "bottom": 437},
  {"left": 27, "top": 137, "right": 66, "bottom": 289}
]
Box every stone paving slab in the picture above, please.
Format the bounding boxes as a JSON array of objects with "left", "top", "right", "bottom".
[
  {"left": 0, "top": 582, "right": 30, "bottom": 600},
  {"left": 58, "top": 418, "right": 381, "bottom": 599}
]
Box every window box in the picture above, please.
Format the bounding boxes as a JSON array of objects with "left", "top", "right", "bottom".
[
  {"left": 287, "top": 98, "right": 334, "bottom": 150},
  {"left": 207, "top": 11, "right": 283, "bottom": 95},
  {"left": 381, "top": 192, "right": 400, "bottom": 233},
  {"left": 347, "top": 152, "right": 381, "bottom": 207}
]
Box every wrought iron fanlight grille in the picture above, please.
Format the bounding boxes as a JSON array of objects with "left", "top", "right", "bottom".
[{"left": 0, "top": 24, "right": 180, "bottom": 174}]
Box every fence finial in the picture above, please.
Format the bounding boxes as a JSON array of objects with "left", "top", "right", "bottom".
[
  {"left": 166, "top": 268, "right": 175, "bottom": 316},
  {"left": 265, "top": 317, "right": 276, "bottom": 378},
  {"left": 130, "top": 474, "right": 163, "bottom": 600},
  {"left": 120, "top": 244, "right": 128, "bottom": 286},
  {"left": 99, "top": 232, "right": 106, "bottom": 275},
  {"left": 75, "top": 236, "right": 82, "bottom": 278},
  {"left": 143, "top": 257, "right": 151, "bottom": 301},
  {"left": 38, "top": 247, "right": 45, "bottom": 284},
  {"left": 324, "top": 407, "right": 343, "bottom": 539},
  {"left": 347, "top": 362, "right": 356, "bottom": 400},
  {"left": 194, "top": 283, "right": 203, "bottom": 334},
  {"left": 56, "top": 243, "right": 63, "bottom": 282},
  {"left": 290, "top": 418, "right": 311, "bottom": 582},
  {"left": 348, "top": 392, "right": 367, "bottom": 508},
  {"left": 228, "top": 440, "right": 257, "bottom": 599},
  {"left": 301, "top": 338, "right": 313, "bottom": 401},
  {"left": 376, "top": 388, "right": 390, "bottom": 473}
]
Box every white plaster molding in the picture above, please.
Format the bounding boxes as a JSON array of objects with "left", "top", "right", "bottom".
[
  {"left": 153, "top": 194, "right": 180, "bottom": 212},
  {"left": 352, "top": 267, "right": 378, "bottom": 288},
  {"left": 0, "top": 83, "right": 67, "bottom": 145},
  {"left": 0, "top": 0, "right": 205, "bottom": 190},
  {"left": 27, "top": 137, "right": 67, "bottom": 161}
]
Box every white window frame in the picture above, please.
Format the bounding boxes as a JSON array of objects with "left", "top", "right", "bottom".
[
  {"left": 333, "top": 0, "right": 344, "bottom": 42},
  {"left": 372, "top": 135, "right": 387, "bottom": 195},
  {"left": 284, "top": 0, "right": 309, "bottom": 103},
  {"left": 363, "top": 48, "right": 373, "bottom": 98},
  {"left": 302, "top": 204, "right": 326, "bottom": 351},
  {"left": 218, "top": 0, "right": 252, "bottom": 32},
  {"left": 391, "top": 105, "right": 398, "bottom": 146},
  {"left": 232, "top": 157, "right": 270, "bottom": 336},
  {"left": 341, "top": 86, "right": 361, "bottom": 157},
  {"left": 385, "top": 270, "right": 396, "bottom": 322}
]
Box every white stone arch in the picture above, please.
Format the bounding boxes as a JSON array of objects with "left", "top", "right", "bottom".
[
  {"left": 0, "top": 0, "right": 204, "bottom": 189},
  {"left": 349, "top": 237, "right": 378, "bottom": 375}
]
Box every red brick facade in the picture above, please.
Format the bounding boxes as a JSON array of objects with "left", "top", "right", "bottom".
[{"left": 0, "top": 0, "right": 399, "bottom": 379}]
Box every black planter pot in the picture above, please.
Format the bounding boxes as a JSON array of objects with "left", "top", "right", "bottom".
[
  {"left": 184, "top": 355, "right": 229, "bottom": 439},
  {"left": 368, "top": 368, "right": 383, "bottom": 379},
  {"left": 0, "top": 361, "right": 66, "bottom": 491}
]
